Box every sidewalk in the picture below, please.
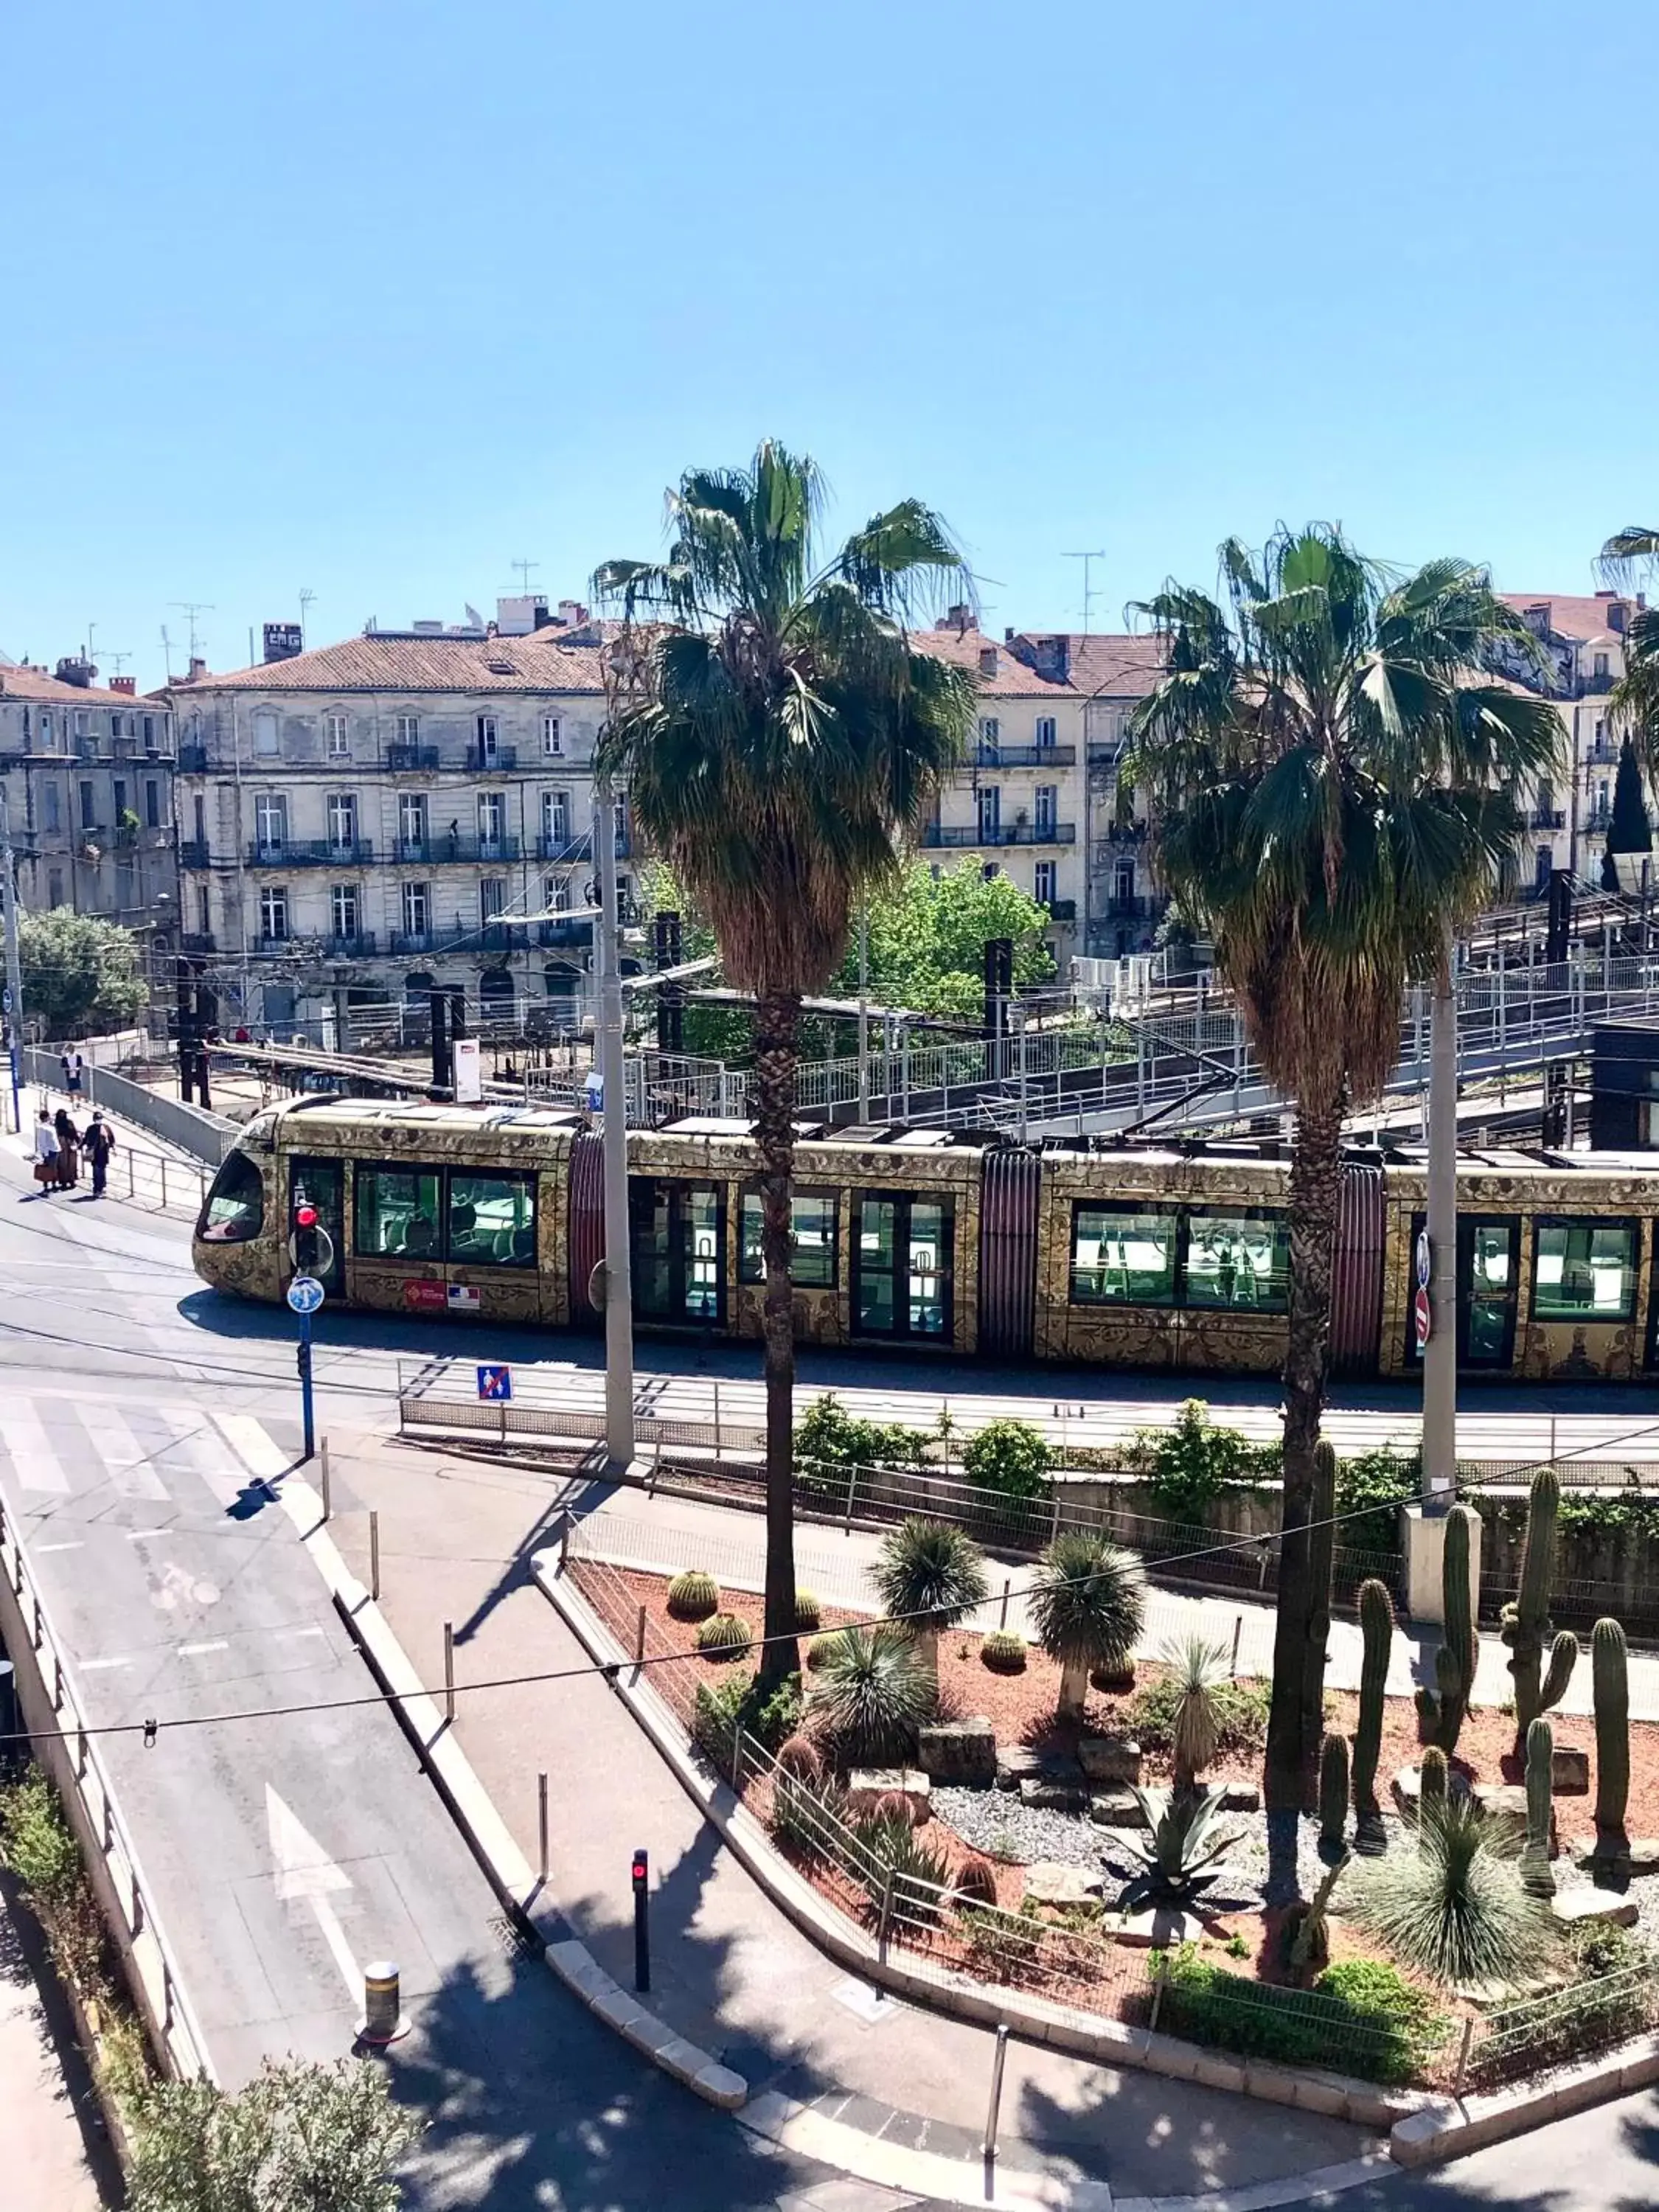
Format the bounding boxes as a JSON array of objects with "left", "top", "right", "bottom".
[
  {"left": 0, "top": 1875, "right": 112, "bottom": 2212},
  {"left": 1, "top": 1077, "right": 211, "bottom": 1219},
  {"left": 320, "top": 1425, "right": 1381, "bottom": 2208}
]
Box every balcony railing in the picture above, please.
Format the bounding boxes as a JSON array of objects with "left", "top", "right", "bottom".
[
  {"left": 247, "top": 838, "right": 375, "bottom": 868},
  {"left": 469, "top": 744, "right": 518, "bottom": 773},
  {"left": 1587, "top": 742, "right": 1620, "bottom": 765},
  {"left": 178, "top": 841, "right": 209, "bottom": 871},
  {"left": 385, "top": 743, "right": 442, "bottom": 773},
  {"left": 974, "top": 743, "right": 1077, "bottom": 769},
  {"left": 922, "top": 821, "right": 1077, "bottom": 849},
  {"left": 391, "top": 833, "right": 522, "bottom": 866},
  {"left": 176, "top": 743, "right": 209, "bottom": 774},
  {"left": 1043, "top": 898, "right": 1077, "bottom": 923},
  {"left": 1528, "top": 808, "right": 1566, "bottom": 830},
  {"left": 178, "top": 932, "right": 216, "bottom": 954},
  {"left": 537, "top": 917, "right": 594, "bottom": 948},
  {"left": 323, "top": 932, "right": 378, "bottom": 959},
  {"left": 389, "top": 921, "right": 519, "bottom": 956},
  {"left": 1584, "top": 671, "right": 1616, "bottom": 695},
  {"left": 1107, "top": 895, "right": 1152, "bottom": 920}
]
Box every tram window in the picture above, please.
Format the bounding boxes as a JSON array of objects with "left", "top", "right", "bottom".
[
  {"left": 629, "top": 1178, "right": 726, "bottom": 1325},
  {"left": 355, "top": 1165, "right": 442, "bottom": 1259},
  {"left": 448, "top": 1171, "right": 537, "bottom": 1266},
  {"left": 198, "top": 1150, "right": 264, "bottom": 1243},
  {"left": 1532, "top": 1219, "right": 1638, "bottom": 1321},
  {"left": 858, "top": 1199, "right": 897, "bottom": 1334},
  {"left": 1184, "top": 1211, "right": 1290, "bottom": 1312},
  {"left": 1070, "top": 1203, "right": 1178, "bottom": 1304},
  {"left": 908, "top": 1200, "right": 949, "bottom": 1335},
  {"left": 739, "top": 1189, "right": 838, "bottom": 1287},
  {"left": 855, "top": 1192, "right": 953, "bottom": 1338}
]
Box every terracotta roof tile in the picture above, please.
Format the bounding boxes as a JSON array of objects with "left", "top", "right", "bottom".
[
  {"left": 167, "top": 632, "right": 611, "bottom": 697},
  {"left": 0, "top": 664, "right": 148, "bottom": 709},
  {"left": 1499, "top": 592, "right": 1638, "bottom": 649},
  {"left": 917, "top": 625, "right": 1166, "bottom": 698}
]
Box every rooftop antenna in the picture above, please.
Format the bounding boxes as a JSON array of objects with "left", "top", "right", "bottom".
[
  {"left": 1063, "top": 551, "right": 1107, "bottom": 636},
  {"left": 299, "top": 587, "right": 316, "bottom": 643},
  {"left": 102, "top": 647, "right": 133, "bottom": 679},
  {"left": 86, "top": 622, "right": 97, "bottom": 667},
  {"left": 171, "top": 602, "right": 215, "bottom": 662},
  {"left": 509, "top": 557, "right": 540, "bottom": 597},
  {"left": 159, "top": 626, "right": 174, "bottom": 681}
]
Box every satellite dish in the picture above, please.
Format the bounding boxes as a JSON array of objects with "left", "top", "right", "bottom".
[{"left": 465, "top": 603, "right": 484, "bottom": 630}]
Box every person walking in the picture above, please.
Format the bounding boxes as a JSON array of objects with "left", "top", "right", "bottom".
[
  {"left": 61, "top": 1048, "right": 84, "bottom": 1099},
  {"left": 53, "top": 1107, "right": 80, "bottom": 1189},
  {"left": 84, "top": 1112, "right": 116, "bottom": 1199},
  {"left": 32, "top": 1110, "right": 60, "bottom": 1194}
]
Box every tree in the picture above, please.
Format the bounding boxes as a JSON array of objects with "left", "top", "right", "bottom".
[
  {"left": 595, "top": 442, "right": 978, "bottom": 1686},
  {"left": 832, "top": 860, "right": 1056, "bottom": 1015},
  {"left": 1603, "top": 736, "right": 1652, "bottom": 894},
  {"left": 871, "top": 1517, "right": 989, "bottom": 1688},
  {"left": 1028, "top": 1531, "right": 1145, "bottom": 1722},
  {"left": 128, "top": 2058, "right": 423, "bottom": 2212},
  {"left": 1128, "top": 527, "right": 1559, "bottom": 1849},
  {"left": 18, "top": 908, "right": 147, "bottom": 1038}
]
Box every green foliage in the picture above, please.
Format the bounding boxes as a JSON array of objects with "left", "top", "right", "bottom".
[
  {"left": 1160, "top": 1632, "right": 1229, "bottom": 1792},
  {"left": 0, "top": 1767, "right": 83, "bottom": 1914},
  {"left": 1029, "top": 1533, "right": 1145, "bottom": 1672},
  {"left": 1116, "top": 1783, "right": 1241, "bottom": 1907},
  {"left": 1125, "top": 1400, "right": 1279, "bottom": 1527},
  {"left": 980, "top": 1630, "right": 1028, "bottom": 1675},
  {"left": 1354, "top": 1797, "right": 1562, "bottom": 1992},
  {"left": 805, "top": 1631, "right": 847, "bottom": 1672},
  {"left": 1127, "top": 1671, "right": 1270, "bottom": 1761},
  {"left": 18, "top": 909, "right": 148, "bottom": 1038},
  {"left": 1285, "top": 1852, "right": 1349, "bottom": 1984},
  {"left": 695, "top": 1610, "right": 753, "bottom": 1660},
  {"left": 1153, "top": 1946, "right": 1450, "bottom": 2087},
  {"left": 849, "top": 1809, "right": 953, "bottom": 1927},
  {"left": 872, "top": 1518, "right": 989, "bottom": 1633},
  {"left": 1336, "top": 1447, "right": 1421, "bottom": 1558},
  {"left": 828, "top": 860, "right": 1057, "bottom": 1015},
  {"left": 666, "top": 1568, "right": 720, "bottom": 1621},
  {"left": 1520, "top": 1718, "right": 1555, "bottom": 1898},
  {"left": 961, "top": 1419, "right": 1053, "bottom": 1503},
  {"left": 812, "top": 1625, "right": 936, "bottom": 1764},
  {"left": 128, "top": 2057, "right": 423, "bottom": 2212},
  {"left": 795, "top": 1394, "right": 930, "bottom": 1501},
  {"left": 1502, "top": 1468, "right": 1577, "bottom": 1737},
  {"left": 690, "top": 1670, "right": 803, "bottom": 1773},
  {"left": 1224, "top": 1933, "right": 1251, "bottom": 1959}
]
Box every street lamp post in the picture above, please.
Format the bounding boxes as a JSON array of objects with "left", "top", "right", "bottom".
[
  {"left": 595, "top": 781, "right": 635, "bottom": 1470},
  {"left": 1, "top": 794, "right": 23, "bottom": 1135}
]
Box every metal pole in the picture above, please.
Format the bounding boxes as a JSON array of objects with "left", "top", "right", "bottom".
[
  {"left": 595, "top": 779, "right": 635, "bottom": 1471},
  {"left": 319, "top": 1437, "right": 331, "bottom": 1521},
  {"left": 369, "top": 1510, "right": 380, "bottom": 1601},
  {"left": 538, "top": 1771, "right": 549, "bottom": 1882},
  {"left": 0, "top": 795, "right": 22, "bottom": 1137},
  {"left": 1422, "top": 947, "right": 1458, "bottom": 1504},
  {"left": 858, "top": 900, "right": 869, "bottom": 1121},
  {"left": 443, "top": 1621, "right": 455, "bottom": 1724},
  {"left": 297, "top": 1307, "right": 316, "bottom": 1463},
  {"left": 981, "top": 2023, "right": 1010, "bottom": 2163},
  {"left": 1230, "top": 1613, "right": 1243, "bottom": 1680}
]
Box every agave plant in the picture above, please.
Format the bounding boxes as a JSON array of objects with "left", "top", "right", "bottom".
[
  {"left": 1028, "top": 1533, "right": 1145, "bottom": 1722},
  {"left": 1160, "top": 1632, "right": 1230, "bottom": 1799},
  {"left": 1113, "top": 1783, "right": 1242, "bottom": 1910},
  {"left": 1352, "top": 1796, "right": 1562, "bottom": 1992},
  {"left": 811, "top": 1624, "right": 936, "bottom": 1765},
  {"left": 871, "top": 1518, "right": 990, "bottom": 1688}
]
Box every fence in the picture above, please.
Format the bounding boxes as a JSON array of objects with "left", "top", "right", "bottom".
[{"left": 22, "top": 1047, "right": 234, "bottom": 1168}]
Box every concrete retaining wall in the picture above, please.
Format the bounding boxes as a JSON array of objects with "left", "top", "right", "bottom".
[{"left": 24, "top": 1047, "right": 234, "bottom": 1166}]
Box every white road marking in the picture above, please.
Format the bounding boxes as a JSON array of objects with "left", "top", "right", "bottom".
[
  {"left": 177, "top": 1640, "right": 229, "bottom": 1655},
  {"left": 151, "top": 1560, "right": 220, "bottom": 1613},
  {"left": 34, "top": 1541, "right": 83, "bottom": 1553},
  {"left": 88, "top": 1406, "right": 171, "bottom": 1503},
  {"left": 215, "top": 1413, "right": 291, "bottom": 1486},
  {"left": 274, "top": 1626, "right": 327, "bottom": 1642},
  {"left": 80, "top": 1656, "right": 132, "bottom": 1672},
  {"left": 0, "top": 1401, "right": 70, "bottom": 1494},
  {"left": 265, "top": 1785, "right": 360, "bottom": 2005},
  {"left": 126, "top": 1528, "right": 168, "bottom": 1541}
]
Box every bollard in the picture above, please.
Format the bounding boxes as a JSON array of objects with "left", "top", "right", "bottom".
[
  {"left": 635, "top": 1602, "right": 647, "bottom": 1673},
  {"left": 877, "top": 1868, "right": 896, "bottom": 1967},
  {"left": 1453, "top": 2014, "right": 1475, "bottom": 2099},
  {"left": 1230, "top": 1613, "right": 1242, "bottom": 1682},
  {"left": 538, "top": 1772, "right": 549, "bottom": 1882},
  {"left": 358, "top": 1960, "right": 410, "bottom": 2046},
  {"left": 999, "top": 1577, "right": 1012, "bottom": 1631},
  {"left": 443, "top": 1622, "right": 455, "bottom": 1724},
  {"left": 320, "top": 1438, "right": 332, "bottom": 1523},
  {"left": 631, "top": 1847, "right": 651, "bottom": 1992},
  {"left": 160, "top": 1159, "right": 168, "bottom": 1209},
  {"left": 369, "top": 1511, "right": 380, "bottom": 1602},
  {"left": 559, "top": 1517, "right": 570, "bottom": 1569},
  {"left": 981, "top": 2023, "right": 1010, "bottom": 2163}
]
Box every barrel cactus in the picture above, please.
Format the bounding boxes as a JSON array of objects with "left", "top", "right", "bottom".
[
  {"left": 1592, "top": 1616, "right": 1631, "bottom": 1874},
  {"left": 1501, "top": 1469, "right": 1579, "bottom": 1744},
  {"left": 1419, "top": 1745, "right": 1449, "bottom": 1826},
  {"left": 981, "top": 1630, "right": 1028, "bottom": 1676},
  {"left": 953, "top": 1854, "right": 1001, "bottom": 1907},
  {"left": 667, "top": 1567, "right": 720, "bottom": 1622},
  {"left": 1352, "top": 1577, "right": 1394, "bottom": 1854},
  {"left": 1520, "top": 1717, "right": 1556, "bottom": 1898},
  {"left": 793, "top": 1589, "right": 823, "bottom": 1634},
  {"left": 695, "top": 1611, "right": 753, "bottom": 1661},
  {"left": 1318, "top": 1733, "right": 1350, "bottom": 1862},
  {"left": 1413, "top": 1506, "right": 1476, "bottom": 1755}
]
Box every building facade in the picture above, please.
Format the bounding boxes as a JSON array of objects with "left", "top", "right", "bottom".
[{"left": 0, "top": 659, "right": 177, "bottom": 931}]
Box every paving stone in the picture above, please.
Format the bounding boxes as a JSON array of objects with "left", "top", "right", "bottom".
[
  {"left": 844, "top": 1769, "right": 932, "bottom": 1823},
  {"left": 1088, "top": 1787, "right": 1151, "bottom": 1829},
  {"left": 1021, "top": 1860, "right": 1102, "bottom": 1906},
  {"left": 916, "top": 1718, "right": 997, "bottom": 1787},
  {"left": 1078, "top": 1733, "right": 1142, "bottom": 1785},
  {"left": 1219, "top": 1781, "right": 1261, "bottom": 1812},
  {"left": 996, "top": 1745, "right": 1082, "bottom": 1792},
  {"left": 1553, "top": 1889, "right": 1639, "bottom": 1928}
]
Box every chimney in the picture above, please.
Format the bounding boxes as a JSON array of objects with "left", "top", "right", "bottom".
[
  {"left": 555, "top": 599, "right": 587, "bottom": 629},
  {"left": 187, "top": 656, "right": 207, "bottom": 682},
  {"left": 978, "top": 645, "right": 999, "bottom": 678},
  {"left": 1004, "top": 626, "right": 1015, "bottom": 644},
  {"left": 110, "top": 675, "right": 136, "bottom": 695}
]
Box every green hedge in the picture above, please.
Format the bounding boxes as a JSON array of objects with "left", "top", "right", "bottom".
[{"left": 1153, "top": 1947, "right": 1451, "bottom": 2087}]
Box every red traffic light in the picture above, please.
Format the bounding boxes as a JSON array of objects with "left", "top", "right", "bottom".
[
  {"left": 630, "top": 1850, "right": 648, "bottom": 1888},
  {"left": 295, "top": 1205, "right": 318, "bottom": 1228}
]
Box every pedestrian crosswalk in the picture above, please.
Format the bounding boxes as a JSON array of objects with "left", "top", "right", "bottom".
[{"left": 0, "top": 1395, "right": 288, "bottom": 1520}]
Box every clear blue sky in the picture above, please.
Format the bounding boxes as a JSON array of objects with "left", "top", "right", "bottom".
[{"left": 4, "top": 1, "right": 1655, "bottom": 690}]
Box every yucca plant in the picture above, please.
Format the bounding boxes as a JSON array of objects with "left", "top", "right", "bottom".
[
  {"left": 812, "top": 1624, "right": 935, "bottom": 1765},
  {"left": 1353, "top": 1796, "right": 1563, "bottom": 1992},
  {"left": 1029, "top": 1534, "right": 1145, "bottom": 1722},
  {"left": 1113, "top": 1782, "right": 1241, "bottom": 1910},
  {"left": 1160, "top": 1632, "right": 1229, "bottom": 1799},
  {"left": 872, "top": 1517, "right": 990, "bottom": 1689}
]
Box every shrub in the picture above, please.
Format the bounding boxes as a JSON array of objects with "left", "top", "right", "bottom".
[
  {"left": 1337, "top": 1445, "right": 1422, "bottom": 1559},
  {"left": 1154, "top": 1946, "right": 1450, "bottom": 2087},
  {"left": 0, "top": 1768, "right": 83, "bottom": 1914},
  {"left": 1352, "top": 1796, "right": 1562, "bottom": 1991},
  {"left": 1160, "top": 1632, "right": 1230, "bottom": 1792},
  {"left": 667, "top": 1568, "right": 720, "bottom": 1621},
  {"left": 1128, "top": 1672, "right": 1270, "bottom": 1761},
  {"left": 1124, "top": 1399, "right": 1279, "bottom": 1526},
  {"left": 690, "top": 1671, "right": 803, "bottom": 1773},
  {"left": 953, "top": 1854, "right": 1000, "bottom": 1907},
  {"left": 793, "top": 1589, "right": 822, "bottom": 1633},
  {"left": 962, "top": 1419, "right": 1053, "bottom": 1502},
  {"left": 813, "top": 1626, "right": 936, "bottom": 1764},
  {"left": 959, "top": 1898, "right": 1040, "bottom": 1982},
  {"left": 695, "top": 1611, "right": 753, "bottom": 1661},
  {"left": 981, "top": 1630, "right": 1028, "bottom": 1675},
  {"left": 849, "top": 1810, "right": 953, "bottom": 1929},
  {"left": 795, "top": 1394, "right": 930, "bottom": 1504}
]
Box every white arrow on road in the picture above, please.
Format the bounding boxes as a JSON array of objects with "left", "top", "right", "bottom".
[{"left": 265, "top": 1785, "right": 360, "bottom": 2003}]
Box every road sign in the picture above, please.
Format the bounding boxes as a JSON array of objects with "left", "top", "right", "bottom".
[
  {"left": 288, "top": 1222, "right": 335, "bottom": 1275},
  {"left": 1414, "top": 1228, "right": 1432, "bottom": 1290},
  {"left": 286, "top": 1275, "right": 326, "bottom": 1316},
  {"left": 476, "top": 1363, "right": 512, "bottom": 1402},
  {"left": 1413, "top": 1284, "right": 1432, "bottom": 1351}
]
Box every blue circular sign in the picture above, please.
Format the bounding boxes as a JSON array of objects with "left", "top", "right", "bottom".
[{"left": 286, "top": 1275, "right": 326, "bottom": 1315}]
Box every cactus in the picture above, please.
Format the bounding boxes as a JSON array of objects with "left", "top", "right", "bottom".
[
  {"left": 1592, "top": 1616, "right": 1631, "bottom": 1873},
  {"left": 953, "top": 1854, "right": 1001, "bottom": 1907},
  {"left": 667, "top": 1567, "right": 720, "bottom": 1621},
  {"left": 981, "top": 1630, "right": 1028, "bottom": 1675},
  {"left": 1419, "top": 1745, "right": 1449, "bottom": 1826},
  {"left": 1285, "top": 1851, "right": 1349, "bottom": 1986},
  {"left": 1318, "top": 1733, "right": 1349, "bottom": 1861},
  {"left": 695, "top": 1610, "right": 753, "bottom": 1660},
  {"left": 1414, "top": 1506, "right": 1476, "bottom": 1754},
  {"left": 1352, "top": 1577, "right": 1394, "bottom": 1853},
  {"left": 1520, "top": 1717, "right": 1556, "bottom": 1897},
  {"left": 1501, "top": 1469, "right": 1579, "bottom": 1741},
  {"left": 793, "top": 1589, "right": 822, "bottom": 1633}
]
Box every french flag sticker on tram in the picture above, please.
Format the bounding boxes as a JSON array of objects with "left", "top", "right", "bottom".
[{"left": 447, "top": 1284, "right": 481, "bottom": 1314}]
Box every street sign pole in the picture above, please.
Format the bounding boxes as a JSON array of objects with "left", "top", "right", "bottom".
[
  {"left": 1, "top": 794, "right": 24, "bottom": 1138},
  {"left": 297, "top": 1305, "right": 315, "bottom": 1463}
]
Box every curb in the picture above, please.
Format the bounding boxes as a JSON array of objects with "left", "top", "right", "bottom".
[
  {"left": 1388, "top": 2032, "right": 1659, "bottom": 2167},
  {"left": 266, "top": 1468, "right": 747, "bottom": 2112}
]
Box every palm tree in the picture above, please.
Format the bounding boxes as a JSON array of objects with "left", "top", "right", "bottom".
[
  {"left": 1128, "top": 527, "right": 1560, "bottom": 1829},
  {"left": 594, "top": 445, "right": 978, "bottom": 1686},
  {"left": 871, "top": 1517, "right": 990, "bottom": 1688},
  {"left": 1028, "top": 1532, "right": 1145, "bottom": 1722}
]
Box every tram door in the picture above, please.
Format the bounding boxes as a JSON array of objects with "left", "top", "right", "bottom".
[
  {"left": 288, "top": 1157, "right": 346, "bottom": 1296},
  {"left": 1408, "top": 1214, "right": 1518, "bottom": 1371}
]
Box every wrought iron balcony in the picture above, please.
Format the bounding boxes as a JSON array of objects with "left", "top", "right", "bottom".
[
  {"left": 324, "top": 932, "right": 378, "bottom": 959},
  {"left": 246, "top": 838, "right": 375, "bottom": 868},
  {"left": 385, "top": 742, "right": 442, "bottom": 772},
  {"left": 176, "top": 743, "right": 209, "bottom": 773},
  {"left": 536, "top": 917, "right": 594, "bottom": 948},
  {"left": 974, "top": 742, "right": 1077, "bottom": 768},
  {"left": 468, "top": 743, "right": 518, "bottom": 773},
  {"left": 1043, "top": 897, "right": 1077, "bottom": 922},
  {"left": 390, "top": 921, "right": 518, "bottom": 956},
  {"left": 391, "top": 833, "right": 521, "bottom": 865},
  {"left": 178, "top": 840, "right": 210, "bottom": 871},
  {"left": 1528, "top": 808, "right": 1566, "bottom": 830},
  {"left": 921, "top": 821, "right": 1077, "bottom": 849}
]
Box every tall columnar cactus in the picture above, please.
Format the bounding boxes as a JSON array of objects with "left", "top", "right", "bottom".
[
  {"left": 1419, "top": 1745, "right": 1449, "bottom": 1826},
  {"left": 1318, "top": 1733, "right": 1350, "bottom": 1862},
  {"left": 1592, "top": 1616, "right": 1631, "bottom": 1872},
  {"left": 1352, "top": 1576, "right": 1394, "bottom": 1854},
  {"left": 1501, "top": 1468, "right": 1579, "bottom": 1742},
  {"left": 1520, "top": 1717, "right": 1556, "bottom": 1898},
  {"left": 1414, "top": 1505, "right": 1477, "bottom": 1754},
  {"left": 1298, "top": 1441, "right": 1340, "bottom": 1794}
]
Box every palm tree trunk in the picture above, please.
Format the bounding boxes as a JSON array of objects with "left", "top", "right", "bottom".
[
  {"left": 1057, "top": 1657, "right": 1088, "bottom": 1724},
  {"left": 917, "top": 1623, "right": 941, "bottom": 1696},
  {"left": 754, "top": 988, "right": 801, "bottom": 1689},
  {"left": 1265, "top": 1080, "right": 1345, "bottom": 1856}
]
